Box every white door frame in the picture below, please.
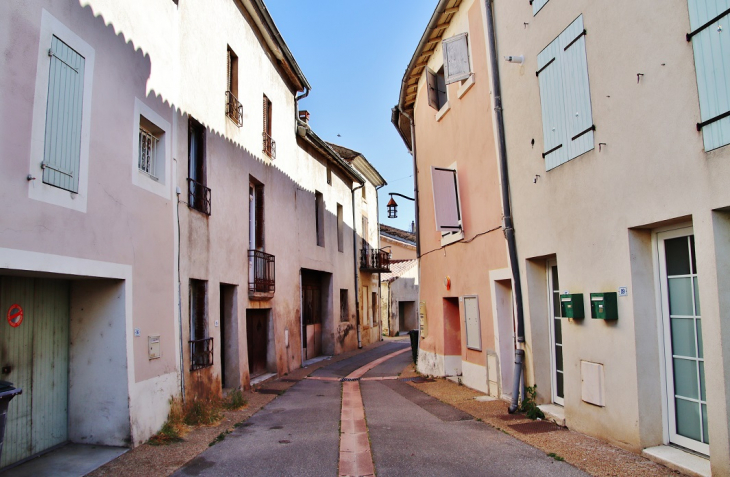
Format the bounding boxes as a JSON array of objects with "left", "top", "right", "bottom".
[
  {"left": 547, "top": 259, "right": 564, "bottom": 406},
  {"left": 656, "top": 226, "right": 709, "bottom": 455}
]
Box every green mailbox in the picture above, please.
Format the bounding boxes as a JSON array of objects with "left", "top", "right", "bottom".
[
  {"left": 590, "top": 292, "right": 618, "bottom": 320},
  {"left": 560, "top": 294, "right": 584, "bottom": 319}
]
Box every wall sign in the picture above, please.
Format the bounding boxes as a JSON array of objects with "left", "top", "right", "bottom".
[{"left": 7, "top": 304, "right": 23, "bottom": 328}]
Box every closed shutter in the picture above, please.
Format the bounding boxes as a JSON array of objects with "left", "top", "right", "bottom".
[
  {"left": 464, "top": 296, "right": 481, "bottom": 350},
  {"left": 443, "top": 33, "right": 471, "bottom": 84},
  {"left": 532, "top": 0, "right": 550, "bottom": 15},
  {"left": 687, "top": 0, "right": 730, "bottom": 151},
  {"left": 431, "top": 167, "right": 462, "bottom": 231},
  {"left": 426, "top": 69, "right": 439, "bottom": 110},
  {"left": 42, "top": 36, "right": 85, "bottom": 193},
  {"left": 537, "top": 15, "right": 594, "bottom": 170},
  {"left": 255, "top": 185, "right": 264, "bottom": 250}
]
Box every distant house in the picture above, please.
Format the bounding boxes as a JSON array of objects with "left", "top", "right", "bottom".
[
  {"left": 380, "top": 258, "right": 419, "bottom": 337},
  {"left": 380, "top": 224, "right": 417, "bottom": 261}
]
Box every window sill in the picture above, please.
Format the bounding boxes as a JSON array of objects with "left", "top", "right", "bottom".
[
  {"left": 457, "top": 74, "right": 475, "bottom": 99},
  {"left": 642, "top": 446, "right": 709, "bottom": 477},
  {"left": 440, "top": 229, "right": 464, "bottom": 247},
  {"left": 436, "top": 102, "right": 451, "bottom": 122}
]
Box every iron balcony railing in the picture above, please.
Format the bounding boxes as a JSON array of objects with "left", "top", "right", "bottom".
[
  {"left": 189, "top": 337, "right": 213, "bottom": 371},
  {"left": 249, "top": 250, "right": 275, "bottom": 294},
  {"left": 360, "top": 248, "right": 391, "bottom": 272},
  {"left": 187, "top": 178, "right": 211, "bottom": 216},
  {"left": 225, "top": 91, "right": 243, "bottom": 127},
  {"left": 263, "top": 132, "right": 276, "bottom": 159}
]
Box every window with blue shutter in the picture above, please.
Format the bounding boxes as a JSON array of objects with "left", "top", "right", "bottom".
[
  {"left": 532, "top": 0, "right": 550, "bottom": 16},
  {"left": 42, "top": 36, "right": 85, "bottom": 193},
  {"left": 687, "top": 0, "right": 730, "bottom": 151},
  {"left": 536, "top": 15, "right": 595, "bottom": 171}
]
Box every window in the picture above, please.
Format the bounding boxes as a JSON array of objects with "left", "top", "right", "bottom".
[
  {"left": 188, "top": 117, "right": 210, "bottom": 215},
  {"left": 536, "top": 15, "right": 595, "bottom": 170},
  {"left": 226, "top": 47, "right": 242, "bottom": 127},
  {"left": 132, "top": 98, "right": 171, "bottom": 198},
  {"left": 249, "top": 180, "right": 264, "bottom": 251},
  {"left": 532, "top": 0, "right": 550, "bottom": 15},
  {"left": 337, "top": 203, "right": 344, "bottom": 252},
  {"left": 431, "top": 166, "right": 463, "bottom": 245},
  {"left": 327, "top": 166, "right": 332, "bottom": 185},
  {"left": 263, "top": 94, "right": 275, "bottom": 158},
  {"left": 190, "top": 279, "right": 212, "bottom": 370},
  {"left": 340, "top": 289, "right": 349, "bottom": 322},
  {"left": 464, "top": 295, "right": 482, "bottom": 351},
  {"left": 687, "top": 1, "right": 730, "bottom": 151},
  {"left": 315, "top": 191, "right": 325, "bottom": 247},
  {"left": 361, "top": 216, "right": 369, "bottom": 252},
  {"left": 138, "top": 117, "right": 163, "bottom": 180},
  {"left": 41, "top": 36, "right": 86, "bottom": 193},
  {"left": 443, "top": 33, "right": 472, "bottom": 84},
  {"left": 427, "top": 67, "right": 448, "bottom": 111},
  {"left": 372, "top": 292, "right": 378, "bottom": 325},
  {"left": 362, "top": 185, "right": 367, "bottom": 201}
]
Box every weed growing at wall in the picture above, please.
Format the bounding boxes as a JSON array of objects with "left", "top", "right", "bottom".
[{"left": 519, "top": 385, "right": 545, "bottom": 420}]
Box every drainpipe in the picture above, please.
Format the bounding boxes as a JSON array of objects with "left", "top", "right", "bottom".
[
  {"left": 294, "top": 87, "right": 310, "bottom": 133},
  {"left": 352, "top": 183, "right": 364, "bottom": 348},
  {"left": 484, "top": 0, "right": 527, "bottom": 413},
  {"left": 376, "top": 184, "right": 386, "bottom": 341}
]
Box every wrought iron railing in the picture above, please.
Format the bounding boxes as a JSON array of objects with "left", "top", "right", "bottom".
[
  {"left": 187, "top": 178, "right": 211, "bottom": 216},
  {"left": 263, "top": 132, "right": 276, "bottom": 159},
  {"left": 225, "top": 91, "right": 243, "bottom": 127},
  {"left": 249, "top": 250, "right": 275, "bottom": 294},
  {"left": 360, "top": 248, "right": 391, "bottom": 272},
  {"left": 189, "top": 337, "right": 213, "bottom": 371}
]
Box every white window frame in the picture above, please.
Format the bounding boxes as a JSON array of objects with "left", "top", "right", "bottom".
[
  {"left": 547, "top": 259, "right": 564, "bottom": 406},
  {"left": 28, "top": 9, "right": 95, "bottom": 213},
  {"left": 132, "top": 98, "right": 171, "bottom": 199}
]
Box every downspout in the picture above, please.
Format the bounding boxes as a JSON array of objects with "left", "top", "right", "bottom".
[
  {"left": 352, "top": 183, "right": 365, "bottom": 348},
  {"left": 173, "top": 157, "right": 185, "bottom": 403},
  {"left": 376, "top": 183, "right": 386, "bottom": 341},
  {"left": 484, "top": 0, "right": 527, "bottom": 413}
]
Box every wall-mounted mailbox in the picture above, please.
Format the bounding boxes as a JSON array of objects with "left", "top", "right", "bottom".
[
  {"left": 560, "top": 294, "right": 584, "bottom": 319},
  {"left": 148, "top": 335, "right": 161, "bottom": 359},
  {"left": 590, "top": 293, "right": 618, "bottom": 320}
]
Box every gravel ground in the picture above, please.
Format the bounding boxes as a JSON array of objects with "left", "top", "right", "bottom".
[
  {"left": 87, "top": 340, "right": 391, "bottom": 477},
  {"left": 399, "top": 364, "right": 682, "bottom": 477}
]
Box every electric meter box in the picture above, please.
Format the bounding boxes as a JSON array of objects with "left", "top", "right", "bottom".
[
  {"left": 590, "top": 293, "right": 618, "bottom": 320},
  {"left": 560, "top": 294, "right": 585, "bottom": 319}
]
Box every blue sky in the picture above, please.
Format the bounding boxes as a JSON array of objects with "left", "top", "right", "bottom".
[{"left": 266, "top": 0, "right": 436, "bottom": 232}]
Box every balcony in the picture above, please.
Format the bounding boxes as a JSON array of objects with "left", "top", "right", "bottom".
[
  {"left": 249, "top": 250, "right": 275, "bottom": 300},
  {"left": 189, "top": 337, "right": 213, "bottom": 371},
  {"left": 263, "top": 132, "right": 276, "bottom": 159},
  {"left": 226, "top": 91, "right": 243, "bottom": 127},
  {"left": 188, "top": 178, "right": 211, "bottom": 216},
  {"left": 360, "top": 248, "right": 391, "bottom": 273}
]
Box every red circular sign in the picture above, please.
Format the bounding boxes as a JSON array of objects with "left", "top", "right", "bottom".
[{"left": 7, "top": 304, "right": 23, "bottom": 328}]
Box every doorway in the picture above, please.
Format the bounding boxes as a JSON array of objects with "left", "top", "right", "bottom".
[
  {"left": 547, "top": 260, "right": 564, "bottom": 405},
  {"left": 398, "top": 301, "right": 417, "bottom": 334},
  {"left": 220, "top": 284, "right": 239, "bottom": 389},
  {"left": 246, "top": 309, "right": 269, "bottom": 379},
  {"left": 443, "top": 297, "right": 461, "bottom": 376},
  {"left": 658, "top": 228, "right": 708, "bottom": 455},
  {"left": 302, "top": 270, "right": 323, "bottom": 360}
]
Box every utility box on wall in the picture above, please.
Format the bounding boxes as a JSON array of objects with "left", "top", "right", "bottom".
[
  {"left": 560, "top": 294, "right": 584, "bottom": 319},
  {"left": 590, "top": 293, "right": 618, "bottom": 320}
]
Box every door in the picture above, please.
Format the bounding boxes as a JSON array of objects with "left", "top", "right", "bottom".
[
  {"left": 547, "top": 260, "right": 564, "bottom": 405},
  {"left": 0, "top": 277, "right": 69, "bottom": 469},
  {"left": 246, "top": 309, "right": 268, "bottom": 379},
  {"left": 399, "top": 302, "right": 406, "bottom": 333},
  {"left": 302, "top": 273, "right": 322, "bottom": 360},
  {"left": 658, "top": 228, "right": 708, "bottom": 455}
]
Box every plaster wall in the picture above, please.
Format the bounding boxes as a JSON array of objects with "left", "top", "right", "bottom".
[
  {"left": 382, "top": 265, "right": 419, "bottom": 336},
  {"left": 492, "top": 0, "right": 730, "bottom": 466},
  {"left": 380, "top": 235, "right": 417, "bottom": 260}
]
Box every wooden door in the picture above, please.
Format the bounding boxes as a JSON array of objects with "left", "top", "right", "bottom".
[
  {"left": 301, "top": 273, "right": 322, "bottom": 360},
  {"left": 246, "top": 310, "right": 268, "bottom": 379}
]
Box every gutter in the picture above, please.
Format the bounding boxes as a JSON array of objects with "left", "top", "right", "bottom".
[{"left": 484, "top": 0, "right": 527, "bottom": 413}]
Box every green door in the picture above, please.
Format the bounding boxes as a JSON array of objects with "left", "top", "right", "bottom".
[{"left": 0, "top": 277, "right": 70, "bottom": 468}]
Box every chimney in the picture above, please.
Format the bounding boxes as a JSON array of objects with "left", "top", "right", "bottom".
[{"left": 299, "top": 110, "right": 310, "bottom": 124}]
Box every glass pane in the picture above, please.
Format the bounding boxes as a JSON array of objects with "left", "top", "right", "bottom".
[
  {"left": 553, "top": 292, "right": 561, "bottom": 317},
  {"left": 702, "top": 404, "right": 709, "bottom": 444},
  {"left": 555, "top": 344, "right": 563, "bottom": 372},
  {"left": 694, "top": 278, "right": 701, "bottom": 316},
  {"left": 699, "top": 361, "right": 706, "bottom": 402},
  {"left": 554, "top": 318, "right": 562, "bottom": 344},
  {"left": 675, "top": 398, "right": 702, "bottom": 441},
  {"left": 670, "top": 318, "right": 696, "bottom": 358},
  {"left": 668, "top": 277, "right": 694, "bottom": 316},
  {"left": 665, "top": 237, "right": 691, "bottom": 276},
  {"left": 697, "top": 320, "right": 704, "bottom": 359},
  {"left": 556, "top": 371, "right": 564, "bottom": 399},
  {"left": 690, "top": 235, "right": 697, "bottom": 275},
  {"left": 673, "top": 357, "right": 699, "bottom": 399}
]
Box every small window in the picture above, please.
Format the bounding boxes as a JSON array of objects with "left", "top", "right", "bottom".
[
  {"left": 226, "top": 47, "right": 241, "bottom": 127},
  {"left": 188, "top": 117, "right": 210, "bottom": 215},
  {"left": 362, "top": 185, "right": 367, "bottom": 201},
  {"left": 249, "top": 179, "right": 264, "bottom": 251},
  {"left": 315, "top": 191, "right": 325, "bottom": 247},
  {"left": 361, "top": 216, "right": 369, "bottom": 253},
  {"left": 190, "top": 279, "right": 212, "bottom": 370},
  {"left": 337, "top": 203, "right": 344, "bottom": 252},
  {"left": 327, "top": 166, "right": 332, "bottom": 185},
  {"left": 443, "top": 33, "right": 472, "bottom": 85},
  {"left": 138, "top": 116, "right": 164, "bottom": 180},
  {"left": 263, "top": 95, "right": 275, "bottom": 158},
  {"left": 340, "top": 289, "right": 349, "bottom": 322},
  {"left": 372, "top": 291, "right": 378, "bottom": 325},
  {"left": 427, "top": 67, "right": 448, "bottom": 111}
]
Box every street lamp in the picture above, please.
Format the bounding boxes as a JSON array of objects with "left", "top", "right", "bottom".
[{"left": 387, "top": 192, "right": 415, "bottom": 219}]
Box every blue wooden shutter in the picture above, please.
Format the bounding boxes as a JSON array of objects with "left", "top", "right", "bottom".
[
  {"left": 533, "top": 0, "right": 550, "bottom": 16},
  {"left": 537, "top": 37, "right": 569, "bottom": 170},
  {"left": 559, "top": 16, "right": 595, "bottom": 161},
  {"left": 42, "top": 36, "right": 85, "bottom": 193},
  {"left": 687, "top": 0, "right": 730, "bottom": 151}
]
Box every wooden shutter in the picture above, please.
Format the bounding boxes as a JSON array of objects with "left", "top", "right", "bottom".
[
  {"left": 255, "top": 185, "right": 264, "bottom": 250},
  {"left": 426, "top": 69, "right": 439, "bottom": 110},
  {"left": 431, "top": 167, "right": 462, "bottom": 231},
  {"left": 227, "top": 49, "right": 231, "bottom": 92},
  {"left": 532, "top": 0, "right": 550, "bottom": 15},
  {"left": 687, "top": 0, "right": 730, "bottom": 151},
  {"left": 42, "top": 36, "right": 85, "bottom": 193},
  {"left": 443, "top": 33, "right": 471, "bottom": 84},
  {"left": 464, "top": 296, "right": 482, "bottom": 350}
]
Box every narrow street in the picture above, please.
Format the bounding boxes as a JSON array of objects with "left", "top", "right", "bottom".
[{"left": 173, "top": 342, "right": 586, "bottom": 477}]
